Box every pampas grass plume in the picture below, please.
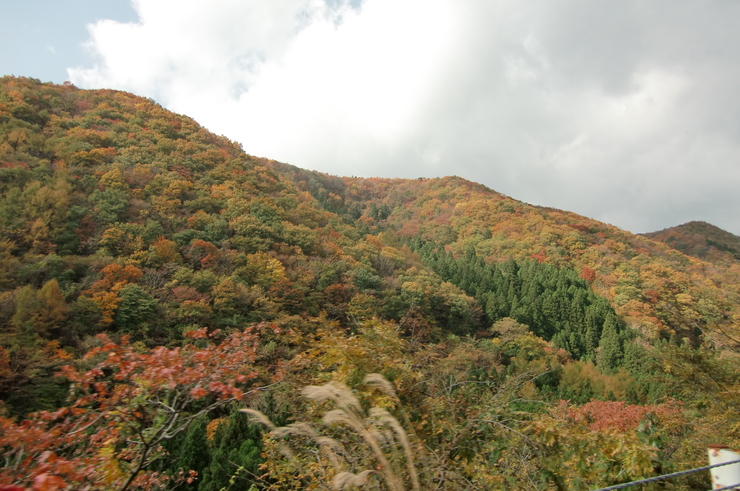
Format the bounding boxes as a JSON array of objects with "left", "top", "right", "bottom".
[
  {"left": 364, "top": 373, "right": 398, "bottom": 399},
  {"left": 333, "top": 470, "right": 375, "bottom": 490}
]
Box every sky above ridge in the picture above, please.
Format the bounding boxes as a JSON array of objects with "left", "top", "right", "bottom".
[{"left": 3, "top": 0, "right": 740, "bottom": 236}]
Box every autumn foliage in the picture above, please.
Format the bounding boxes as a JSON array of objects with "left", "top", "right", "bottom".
[
  {"left": 564, "top": 399, "right": 683, "bottom": 432},
  {"left": 0, "top": 327, "right": 277, "bottom": 491},
  {"left": 1, "top": 76, "right": 739, "bottom": 490}
]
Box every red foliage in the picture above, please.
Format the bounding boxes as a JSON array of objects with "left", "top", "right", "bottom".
[
  {"left": 398, "top": 221, "right": 421, "bottom": 236},
  {"left": 569, "top": 223, "right": 592, "bottom": 234},
  {"left": 171, "top": 286, "right": 210, "bottom": 303},
  {"left": 74, "top": 100, "right": 91, "bottom": 113},
  {"left": 187, "top": 239, "right": 220, "bottom": 268},
  {"left": 1, "top": 161, "right": 30, "bottom": 169},
  {"left": 580, "top": 266, "right": 596, "bottom": 283},
  {"left": 0, "top": 328, "right": 277, "bottom": 491},
  {"left": 530, "top": 248, "right": 547, "bottom": 264},
  {"left": 170, "top": 165, "right": 192, "bottom": 180},
  {"left": 324, "top": 283, "right": 351, "bottom": 304},
  {"left": 565, "top": 399, "right": 682, "bottom": 432},
  {"left": 644, "top": 289, "right": 660, "bottom": 304}
]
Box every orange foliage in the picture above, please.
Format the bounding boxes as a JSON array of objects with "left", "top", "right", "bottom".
[
  {"left": 580, "top": 266, "right": 596, "bottom": 283},
  {"left": 43, "top": 340, "right": 73, "bottom": 361},
  {"left": 96, "top": 263, "right": 143, "bottom": 289},
  {"left": 150, "top": 236, "right": 181, "bottom": 264},
  {"left": 565, "top": 399, "right": 683, "bottom": 432},
  {"left": 0, "top": 329, "right": 273, "bottom": 491},
  {"left": 85, "top": 264, "right": 143, "bottom": 326},
  {"left": 530, "top": 248, "right": 547, "bottom": 263}
]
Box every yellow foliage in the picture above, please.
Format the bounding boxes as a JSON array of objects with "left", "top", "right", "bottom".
[
  {"left": 529, "top": 404, "right": 658, "bottom": 490},
  {"left": 98, "top": 441, "right": 125, "bottom": 485},
  {"left": 91, "top": 287, "right": 123, "bottom": 326},
  {"left": 206, "top": 418, "right": 226, "bottom": 442},
  {"left": 99, "top": 168, "right": 128, "bottom": 190},
  {"left": 348, "top": 294, "right": 377, "bottom": 321},
  {"left": 43, "top": 340, "right": 73, "bottom": 361},
  {"left": 234, "top": 252, "right": 286, "bottom": 289},
  {"left": 558, "top": 361, "right": 631, "bottom": 401}
]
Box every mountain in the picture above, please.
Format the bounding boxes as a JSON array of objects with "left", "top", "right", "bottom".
[
  {"left": 642, "top": 220, "right": 740, "bottom": 265},
  {"left": 275, "top": 162, "right": 740, "bottom": 347},
  {"left": 2, "top": 76, "right": 739, "bottom": 491}
]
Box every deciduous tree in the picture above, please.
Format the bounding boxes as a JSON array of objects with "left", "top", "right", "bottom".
[{"left": 0, "top": 327, "right": 279, "bottom": 491}]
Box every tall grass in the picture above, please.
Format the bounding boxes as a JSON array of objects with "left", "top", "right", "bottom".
[{"left": 243, "top": 374, "right": 421, "bottom": 491}]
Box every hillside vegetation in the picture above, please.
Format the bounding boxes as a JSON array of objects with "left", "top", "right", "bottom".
[
  {"left": 642, "top": 220, "right": 740, "bottom": 265},
  {"left": 1, "top": 76, "right": 739, "bottom": 491}
]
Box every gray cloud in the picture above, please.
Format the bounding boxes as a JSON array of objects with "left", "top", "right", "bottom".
[{"left": 69, "top": 0, "right": 740, "bottom": 234}]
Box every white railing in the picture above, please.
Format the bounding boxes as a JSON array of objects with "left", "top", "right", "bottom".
[{"left": 590, "top": 446, "right": 740, "bottom": 491}]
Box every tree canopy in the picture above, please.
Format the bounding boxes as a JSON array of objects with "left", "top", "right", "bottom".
[{"left": 1, "top": 76, "right": 739, "bottom": 490}]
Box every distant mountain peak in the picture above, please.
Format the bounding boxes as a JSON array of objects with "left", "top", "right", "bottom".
[{"left": 641, "top": 221, "right": 740, "bottom": 263}]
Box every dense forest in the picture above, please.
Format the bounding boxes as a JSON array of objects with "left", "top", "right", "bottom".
[
  {"left": 1, "top": 76, "right": 739, "bottom": 491},
  {"left": 642, "top": 221, "right": 740, "bottom": 265}
]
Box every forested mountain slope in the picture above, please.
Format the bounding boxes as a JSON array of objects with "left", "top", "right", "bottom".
[
  {"left": 642, "top": 220, "right": 740, "bottom": 265},
  {"left": 0, "top": 75, "right": 483, "bottom": 404},
  {"left": 274, "top": 162, "right": 740, "bottom": 349},
  {"left": 1, "top": 76, "right": 739, "bottom": 491}
]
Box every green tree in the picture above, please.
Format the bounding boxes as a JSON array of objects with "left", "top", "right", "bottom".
[
  {"left": 90, "top": 188, "right": 129, "bottom": 225},
  {"left": 200, "top": 410, "right": 263, "bottom": 491},
  {"left": 114, "top": 284, "right": 158, "bottom": 334},
  {"left": 10, "top": 280, "right": 68, "bottom": 341},
  {"left": 596, "top": 314, "right": 623, "bottom": 372},
  {"left": 34, "top": 278, "right": 69, "bottom": 338}
]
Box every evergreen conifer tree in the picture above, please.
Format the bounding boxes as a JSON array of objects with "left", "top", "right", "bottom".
[
  {"left": 200, "top": 410, "right": 263, "bottom": 491},
  {"left": 596, "top": 314, "right": 623, "bottom": 372}
]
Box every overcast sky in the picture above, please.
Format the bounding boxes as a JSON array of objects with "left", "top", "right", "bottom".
[{"left": 3, "top": 0, "right": 740, "bottom": 235}]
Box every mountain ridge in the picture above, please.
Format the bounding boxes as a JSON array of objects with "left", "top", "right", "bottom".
[
  {"left": 270, "top": 158, "right": 740, "bottom": 343},
  {"left": 2, "top": 75, "right": 738, "bottom": 347},
  {"left": 641, "top": 220, "right": 740, "bottom": 264},
  {"left": 2, "top": 76, "right": 740, "bottom": 490}
]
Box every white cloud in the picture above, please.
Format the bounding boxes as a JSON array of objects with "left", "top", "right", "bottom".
[{"left": 69, "top": 0, "right": 740, "bottom": 235}]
